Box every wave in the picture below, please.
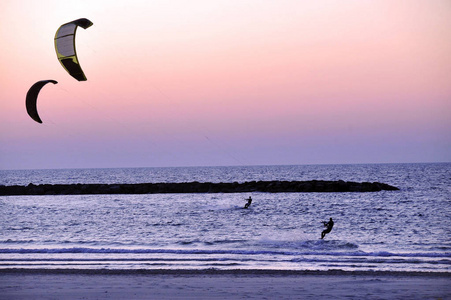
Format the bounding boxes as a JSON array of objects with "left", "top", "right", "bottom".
[
  {"left": 177, "top": 239, "right": 248, "bottom": 246},
  {"left": 4, "top": 255, "right": 449, "bottom": 266},
  {"left": 1, "top": 247, "right": 450, "bottom": 258},
  {"left": 259, "top": 239, "right": 359, "bottom": 251},
  {"left": 2, "top": 239, "right": 35, "bottom": 244}
]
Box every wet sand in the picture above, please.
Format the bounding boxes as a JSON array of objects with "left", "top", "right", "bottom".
[{"left": 1, "top": 269, "right": 450, "bottom": 299}]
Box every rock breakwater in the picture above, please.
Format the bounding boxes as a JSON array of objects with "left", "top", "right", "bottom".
[{"left": 0, "top": 180, "right": 399, "bottom": 195}]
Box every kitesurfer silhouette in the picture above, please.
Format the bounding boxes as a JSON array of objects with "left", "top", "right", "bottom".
[
  {"left": 321, "top": 217, "right": 334, "bottom": 239},
  {"left": 244, "top": 196, "right": 252, "bottom": 209}
]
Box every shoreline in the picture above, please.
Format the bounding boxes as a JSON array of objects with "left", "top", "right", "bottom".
[{"left": 1, "top": 268, "right": 450, "bottom": 277}]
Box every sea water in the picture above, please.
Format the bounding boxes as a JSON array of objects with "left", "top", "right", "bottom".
[{"left": 0, "top": 163, "right": 450, "bottom": 272}]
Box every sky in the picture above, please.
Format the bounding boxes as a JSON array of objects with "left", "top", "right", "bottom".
[{"left": 1, "top": 0, "right": 450, "bottom": 170}]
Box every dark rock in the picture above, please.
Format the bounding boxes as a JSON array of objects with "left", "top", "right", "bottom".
[{"left": 0, "top": 180, "right": 399, "bottom": 195}]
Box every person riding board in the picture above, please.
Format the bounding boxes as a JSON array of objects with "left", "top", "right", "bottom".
[
  {"left": 321, "top": 217, "right": 334, "bottom": 239},
  {"left": 244, "top": 196, "right": 252, "bottom": 209}
]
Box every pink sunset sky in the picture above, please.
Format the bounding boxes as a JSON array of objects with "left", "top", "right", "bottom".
[{"left": 1, "top": 0, "right": 450, "bottom": 169}]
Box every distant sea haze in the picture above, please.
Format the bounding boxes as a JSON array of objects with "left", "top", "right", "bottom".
[{"left": 1, "top": 163, "right": 450, "bottom": 273}]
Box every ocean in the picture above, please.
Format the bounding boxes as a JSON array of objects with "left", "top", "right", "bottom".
[{"left": 0, "top": 163, "right": 450, "bottom": 273}]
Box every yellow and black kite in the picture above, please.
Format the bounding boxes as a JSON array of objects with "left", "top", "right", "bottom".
[{"left": 54, "top": 18, "right": 93, "bottom": 81}]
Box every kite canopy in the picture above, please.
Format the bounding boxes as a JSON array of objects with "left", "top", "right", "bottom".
[
  {"left": 54, "top": 18, "right": 93, "bottom": 81},
  {"left": 26, "top": 80, "right": 58, "bottom": 124}
]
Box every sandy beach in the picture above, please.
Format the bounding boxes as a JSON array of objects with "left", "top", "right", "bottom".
[{"left": 1, "top": 269, "right": 450, "bottom": 300}]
